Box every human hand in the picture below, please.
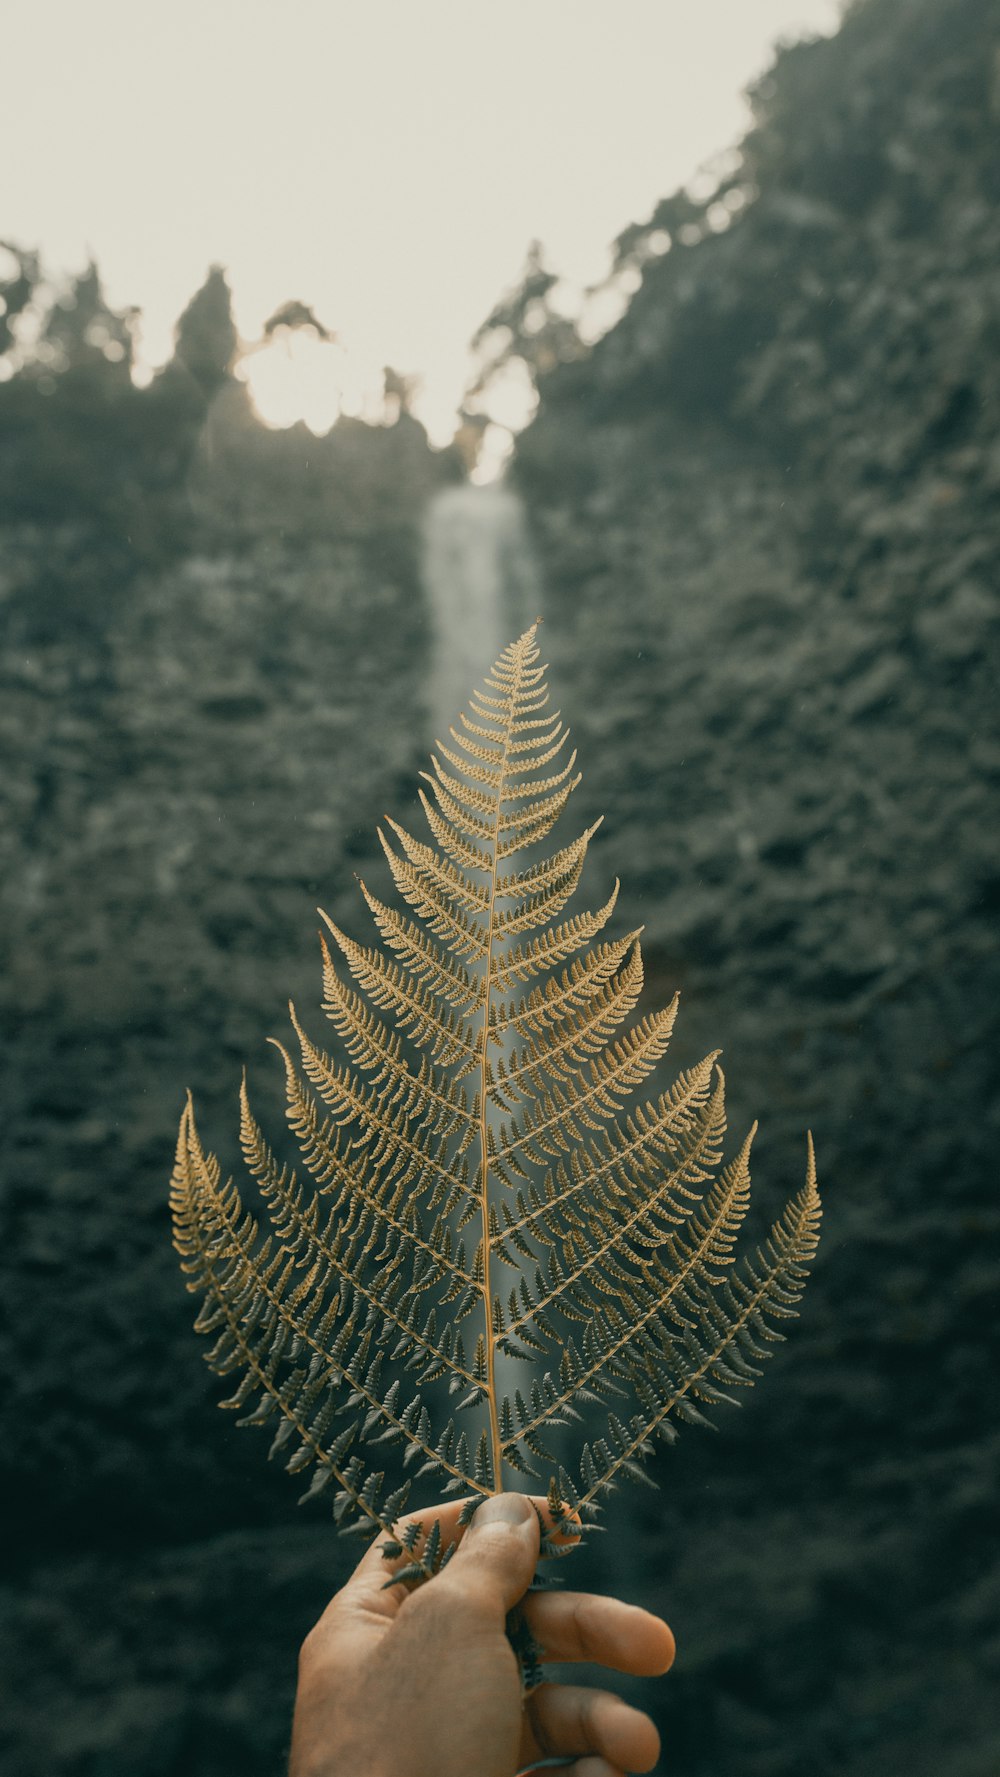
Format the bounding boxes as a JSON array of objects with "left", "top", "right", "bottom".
[{"left": 289, "top": 1492, "right": 675, "bottom": 1777}]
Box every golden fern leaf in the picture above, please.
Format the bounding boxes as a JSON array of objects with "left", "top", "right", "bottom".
[{"left": 171, "top": 622, "right": 821, "bottom": 1572}]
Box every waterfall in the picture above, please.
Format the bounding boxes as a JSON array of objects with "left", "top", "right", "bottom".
[
  {"left": 419, "top": 480, "right": 550, "bottom": 1440},
  {"left": 421, "top": 482, "right": 543, "bottom": 739}
]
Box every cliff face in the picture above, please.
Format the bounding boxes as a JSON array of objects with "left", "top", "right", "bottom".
[
  {"left": 0, "top": 406, "right": 451, "bottom": 1773},
  {"left": 510, "top": 0, "right": 999, "bottom": 1770}
]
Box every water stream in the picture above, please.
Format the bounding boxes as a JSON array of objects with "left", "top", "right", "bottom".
[{"left": 421, "top": 482, "right": 543, "bottom": 738}]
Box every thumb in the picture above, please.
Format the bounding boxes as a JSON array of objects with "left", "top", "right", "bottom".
[{"left": 442, "top": 1492, "right": 540, "bottom": 1617}]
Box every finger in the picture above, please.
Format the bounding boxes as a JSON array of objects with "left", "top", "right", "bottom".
[
  {"left": 521, "top": 1682, "right": 660, "bottom": 1774},
  {"left": 522, "top": 1590, "right": 675, "bottom": 1675},
  {"left": 434, "top": 1492, "right": 540, "bottom": 1618},
  {"left": 339, "top": 1497, "right": 478, "bottom": 1613},
  {"left": 336, "top": 1492, "right": 566, "bottom": 1619}
]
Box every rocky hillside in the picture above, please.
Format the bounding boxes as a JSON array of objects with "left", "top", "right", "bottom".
[
  {"left": 511, "top": 0, "right": 999, "bottom": 1771},
  {"left": 0, "top": 400, "right": 455, "bottom": 1773}
]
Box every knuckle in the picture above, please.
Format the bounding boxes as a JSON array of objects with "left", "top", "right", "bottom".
[
  {"left": 571, "top": 1593, "right": 604, "bottom": 1658},
  {"left": 297, "top": 1606, "right": 343, "bottom": 1678},
  {"left": 297, "top": 1622, "right": 323, "bottom": 1675}
]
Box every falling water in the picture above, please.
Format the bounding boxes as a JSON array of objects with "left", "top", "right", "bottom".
[
  {"left": 421, "top": 482, "right": 543, "bottom": 738},
  {"left": 419, "top": 481, "right": 550, "bottom": 1455}
]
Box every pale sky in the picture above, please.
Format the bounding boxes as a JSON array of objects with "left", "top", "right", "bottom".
[{"left": 3, "top": 0, "right": 842, "bottom": 444}]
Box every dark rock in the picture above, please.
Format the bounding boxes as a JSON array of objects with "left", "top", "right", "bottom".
[{"left": 507, "top": 1, "right": 999, "bottom": 1772}]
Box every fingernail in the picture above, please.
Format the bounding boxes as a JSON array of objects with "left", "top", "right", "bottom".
[{"left": 472, "top": 1493, "right": 535, "bottom": 1528}]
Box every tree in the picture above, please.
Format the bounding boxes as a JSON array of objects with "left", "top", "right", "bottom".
[
  {"left": 40, "top": 260, "right": 137, "bottom": 375},
  {"left": 0, "top": 241, "right": 41, "bottom": 359},
  {"left": 262, "top": 298, "right": 334, "bottom": 342},
  {"left": 382, "top": 364, "right": 419, "bottom": 423},
  {"left": 171, "top": 265, "right": 238, "bottom": 396},
  {"left": 465, "top": 240, "right": 584, "bottom": 440}
]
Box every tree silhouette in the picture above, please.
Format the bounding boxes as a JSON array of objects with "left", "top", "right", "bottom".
[
  {"left": 262, "top": 298, "right": 335, "bottom": 342},
  {"left": 172, "top": 265, "right": 238, "bottom": 396},
  {"left": 466, "top": 240, "right": 584, "bottom": 432},
  {"left": 40, "top": 260, "right": 137, "bottom": 375},
  {"left": 0, "top": 241, "right": 41, "bottom": 359},
  {"left": 382, "top": 364, "right": 419, "bottom": 422}
]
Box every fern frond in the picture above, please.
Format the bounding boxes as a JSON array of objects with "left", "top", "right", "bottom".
[
  {"left": 239, "top": 1080, "right": 479, "bottom": 1392},
  {"left": 572, "top": 1138, "right": 822, "bottom": 1506},
  {"left": 172, "top": 621, "right": 820, "bottom": 1565},
  {"left": 381, "top": 817, "right": 491, "bottom": 912},
  {"left": 318, "top": 909, "right": 479, "bottom": 1069},
  {"left": 491, "top": 885, "right": 620, "bottom": 990},
  {"left": 489, "top": 941, "right": 645, "bottom": 1108},
  {"left": 491, "top": 928, "right": 639, "bottom": 1037},
  {"left": 317, "top": 945, "right": 476, "bottom": 1143},
  {"left": 356, "top": 889, "right": 484, "bottom": 1011}
]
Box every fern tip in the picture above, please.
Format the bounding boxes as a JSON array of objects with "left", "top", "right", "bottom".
[{"left": 266, "top": 1035, "right": 294, "bottom": 1077}]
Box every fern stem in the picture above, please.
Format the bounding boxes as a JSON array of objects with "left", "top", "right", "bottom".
[{"left": 479, "top": 637, "right": 530, "bottom": 1492}]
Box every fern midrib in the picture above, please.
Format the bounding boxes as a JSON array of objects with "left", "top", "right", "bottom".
[{"left": 480, "top": 652, "right": 529, "bottom": 1493}]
